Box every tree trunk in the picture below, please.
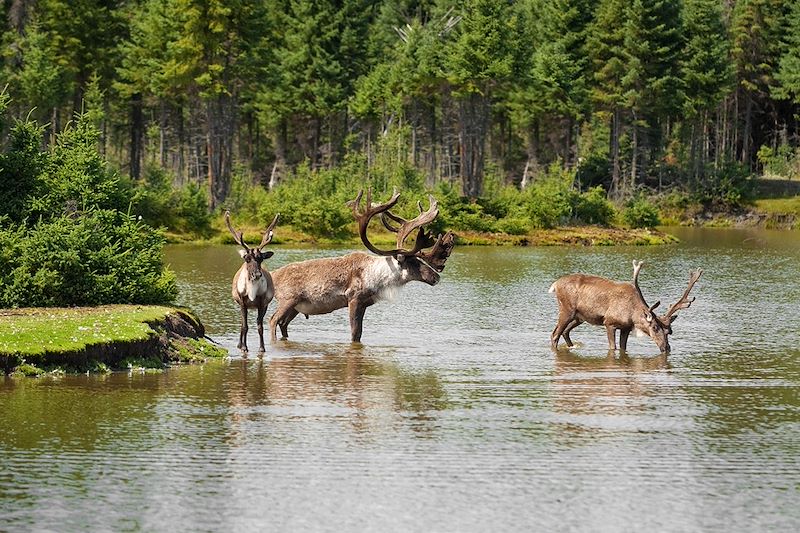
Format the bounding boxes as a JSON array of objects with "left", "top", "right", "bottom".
[
  {"left": 130, "top": 93, "right": 143, "bottom": 181},
  {"left": 742, "top": 92, "right": 753, "bottom": 167},
  {"left": 521, "top": 119, "right": 540, "bottom": 189},
  {"left": 270, "top": 118, "right": 288, "bottom": 189},
  {"left": 610, "top": 108, "right": 622, "bottom": 199},
  {"left": 207, "top": 94, "right": 235, "bottom": 209},
  {"left": 458, "top": 92, "right": 489, "bottom": 198},
  {"left": 630, "top": 113, "right": 638, "bottom": 192}
]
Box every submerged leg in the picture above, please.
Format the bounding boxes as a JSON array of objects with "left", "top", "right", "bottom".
[
  {"left": 256, "top": 305, "right": 268, "bottom": 352},
  {"left": 605, "top": 325, "right": 617, "bottom": 350},
  {"left": 269, "top": 302, "right": 297, "bottom": 342},
  {"left": 239, "top": 306, "right": 248, "bottom": 351},
  {"left": 279, "top": 309, "right": 299, "bottom": 339},
  {"left": 551, "top": 311, "right": 575, "bottom": 349},
  {"left": 562, "top": 319, "right": 581, "bottom": 347},
  {"left": 619, "top": 328, "right": 631, "bottom": 352},
  {"left": 349, "top": 299, "right": 367, "bottom": 343}
]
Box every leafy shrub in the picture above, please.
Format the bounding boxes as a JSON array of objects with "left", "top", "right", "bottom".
[
  {"left": 0, "top": 120, "right": 46, "bottom": 220},
  {"left": 495, "top": 217, "right": 530, "bottom": 235},
  {"left": 523, "top": 164, "right": 579, "bottom": 228},
  {"left": 0, "top": 107, "right": 177, "bottom": 307},
  {"left": 622, "top": 196, "right": 660, "bottom": 228},
  {"left": 27, "top": 117, "right": 131, "bottom": 217},
  {"left": 576, "top": 153, "right": 611, "bottom": 190},
  {"left": 574, "top": 186, "right": 615, "bottom": 225},
  {"left": 757, "top": 144, "right": 799, "bottom": 179},
  {"left": 0, "top": 210, "right": 176, "bottom": 307},
  {"left": 694, "top": 161, "right": 754, "bottom": 210},
  {"left": 132, "top": 166, "right": 211, "bottom": 235}
]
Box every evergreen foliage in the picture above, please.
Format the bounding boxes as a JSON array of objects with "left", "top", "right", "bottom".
[
  {"left": 1, "top": 0, "right": 800, "bottom": 240},
  {"left": 0, "top": 107, "right": 177, "bottom": 308}
]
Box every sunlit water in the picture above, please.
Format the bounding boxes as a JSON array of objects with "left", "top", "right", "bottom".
[{"left": 2, "top": 228, "right": 799, "bottom": 531}]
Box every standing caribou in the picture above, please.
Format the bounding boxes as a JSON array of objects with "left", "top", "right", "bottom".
[
  {"left": 269, "top": 189, "right": 455, "bottom": 342},
  {"left": 549, "top": 260, "right": 702, "bottom": 353},
  {"left": 225, "top": 211, "right": 279, "bottom": 352}
]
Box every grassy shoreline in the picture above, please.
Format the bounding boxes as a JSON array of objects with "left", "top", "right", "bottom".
[
  {"left": 1, "top": 305, "right": 227, "bottom": 376},
  {"left": 168, "top": 222, "right": 682, "bottom": 247}
]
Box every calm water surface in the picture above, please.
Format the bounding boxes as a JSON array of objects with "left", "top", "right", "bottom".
[{"left": 2, "top": 228, "right": 799, "bottom": 531}]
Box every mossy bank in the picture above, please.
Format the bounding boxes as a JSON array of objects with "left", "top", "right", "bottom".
[{"left": 1, "top": 305, "right": 227, "bottom": 376}]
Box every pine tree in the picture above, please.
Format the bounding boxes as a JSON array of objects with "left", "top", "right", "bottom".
[
  {"left": 681, "top": 0, "right": 733, "bottom": 176},
  {"left": 446, "top": 0, "right": 517, "bottom": 198},
  {"left": 730, "top": 0, "right": 787, "bottom": 164},
  {"left": 775, "top": 0, "right": 800, "bottom": 105}
]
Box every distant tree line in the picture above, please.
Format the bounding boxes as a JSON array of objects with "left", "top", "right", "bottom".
[{"left": 2, "top": 0, "right": 800, "bottom": 208}]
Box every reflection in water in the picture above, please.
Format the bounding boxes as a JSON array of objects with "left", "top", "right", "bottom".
[
  {"left": 224, "top": 344, "right": 446, "bottom": 444},
  {"left": 2, "top": 228, "right": 800, "bottom": 531},
  {"left": 550, "top": 350, "right": 672, "bottom": 443}
]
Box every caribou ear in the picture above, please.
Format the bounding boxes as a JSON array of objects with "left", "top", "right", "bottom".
[
  {"left": 644, "top": 312, "right": 653, "bottom": 322},
  {"left": 396, "top": 254, "right": 407, "bottom": 263},
  {"left": 238, "top": 249, "right": 247, "bottom": 259},
  {"left": 261, "top": 251, "right": 274, "bottom": 260}
]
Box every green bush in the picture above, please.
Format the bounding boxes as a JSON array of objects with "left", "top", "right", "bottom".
[
  {"left": 694, "top": 161, "right": 753, "bottom": 210},
  {"left": 0, "top": 210, "right": 176, "bottom": 307},
  {"left": 622, "top": 196, "right": 660, "bottom": 228},
  {"left": 0, "top": 108, "right": 177, "bottom": 307},
  {"left": 575, "top": 153, "right": 611, "bottom": 190},
  {"left": 27, "top": 117, "right": 131, "bottom": 217},
  {"left": 523, "top": 165, "right": 579, "bottom": 229},
  {"left": 131, "top": 167, "right": 211, "bottom": 235},
  {"left": 574, "top": 186, "right": 615, "bottom": 225},
  {"left": 757, "top": 144, "right": 799, "bottom": 179}
]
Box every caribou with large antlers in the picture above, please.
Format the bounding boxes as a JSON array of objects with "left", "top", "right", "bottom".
[
  {"left": 549, "top": 260, "right": 702, "bottom": 353},
  {"left": 269, "top": 189, "right": 455, "bottom": 342},
  {"left": 226, "top": 211, "right": 280, "bottom": 352}
]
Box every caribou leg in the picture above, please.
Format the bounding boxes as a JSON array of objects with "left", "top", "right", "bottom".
[
  {"left": 605, "top": 325, "right": 617, "bottom": 350},
  {"left": 256, "top": 305, "right": 268, "bottom": 352},
  {"left": 619, "top": 327, "right": 632, "bottom": 352},
  {"left": 239, "top": 306, "right": 249, "bottom": 351},
  {"left": 562, "top": 319, "right": 581, "bottom": 347},
  {"left": 279, "top": 308, "right": 299, "bottom": 339},
  {"left": 269, "top": 301, "right": 298, "bottom": 341},
  {"left": 348, "top": 299, "right": 368, "bottom": 343},
  {"left": 551, "top": 311, "right": 575, "bottom": 349}
]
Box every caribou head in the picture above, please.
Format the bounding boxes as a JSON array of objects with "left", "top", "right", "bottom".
[{"left": 349, "top": 188, "right": 455, "bottom": 286}]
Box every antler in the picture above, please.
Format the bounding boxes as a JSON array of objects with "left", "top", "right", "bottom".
[
  {"left": 418, "top": 231, "right": 456, "bottom": 272},
  {"left": 380, "top": 196, "right": 439, "bottom": 253},
  {"left": 226, "top": 211, "right": 279, "bottom": 251},
  {"left": 664, "top": 268, "right": 703, "bottom": 319},
  {"left": 348, "top": 189, "right": 402, "bottom": 256},
  {"left": 257, "top": 213, "right": 280, "bottom": 250},
  {"left": 632, "top": 260, "right": 660, "bottom": 312},
  {"left": 225, "top": 210, "right": 249, "bottom": 250}
]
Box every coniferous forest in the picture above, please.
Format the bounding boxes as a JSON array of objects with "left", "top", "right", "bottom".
[{"left": 2, "top": 0, "right": 800, "bottom": 236}]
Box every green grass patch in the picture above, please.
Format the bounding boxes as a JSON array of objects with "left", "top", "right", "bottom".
[
  {"left": 0, "top": 305, "right": 174, "bottom": 356},
  {"left": 753, "top": 196, "right": 800, "bottom": 216}
]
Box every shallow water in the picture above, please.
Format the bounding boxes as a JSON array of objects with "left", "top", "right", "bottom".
[{"left": 2, "top": 228, "right": 799, "bottom": 531}]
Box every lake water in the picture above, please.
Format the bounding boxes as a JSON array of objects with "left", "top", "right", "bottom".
[{"left": 2, "top": 228, "right": 799, "bottom": 531}]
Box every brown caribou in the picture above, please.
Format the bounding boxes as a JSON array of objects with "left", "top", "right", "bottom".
[
  {"left": 269, "top": 189, "right": 455, "bottom": 342},
  {"left": 226, "top": 211, "right": 279, "bottom": 352},
  {"left": 549, "top": 260, "right": 702, "bottom": 353}
]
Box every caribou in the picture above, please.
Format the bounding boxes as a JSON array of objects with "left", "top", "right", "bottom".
[
  {"left": 549, "top": 260, "right": 702, "bottom": 353},
  {"left": 269, "top": 189, "right": 455, "bottom": 342},
  {"left": 226, "top": 211, "right": 280, "bottom": 352}
]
